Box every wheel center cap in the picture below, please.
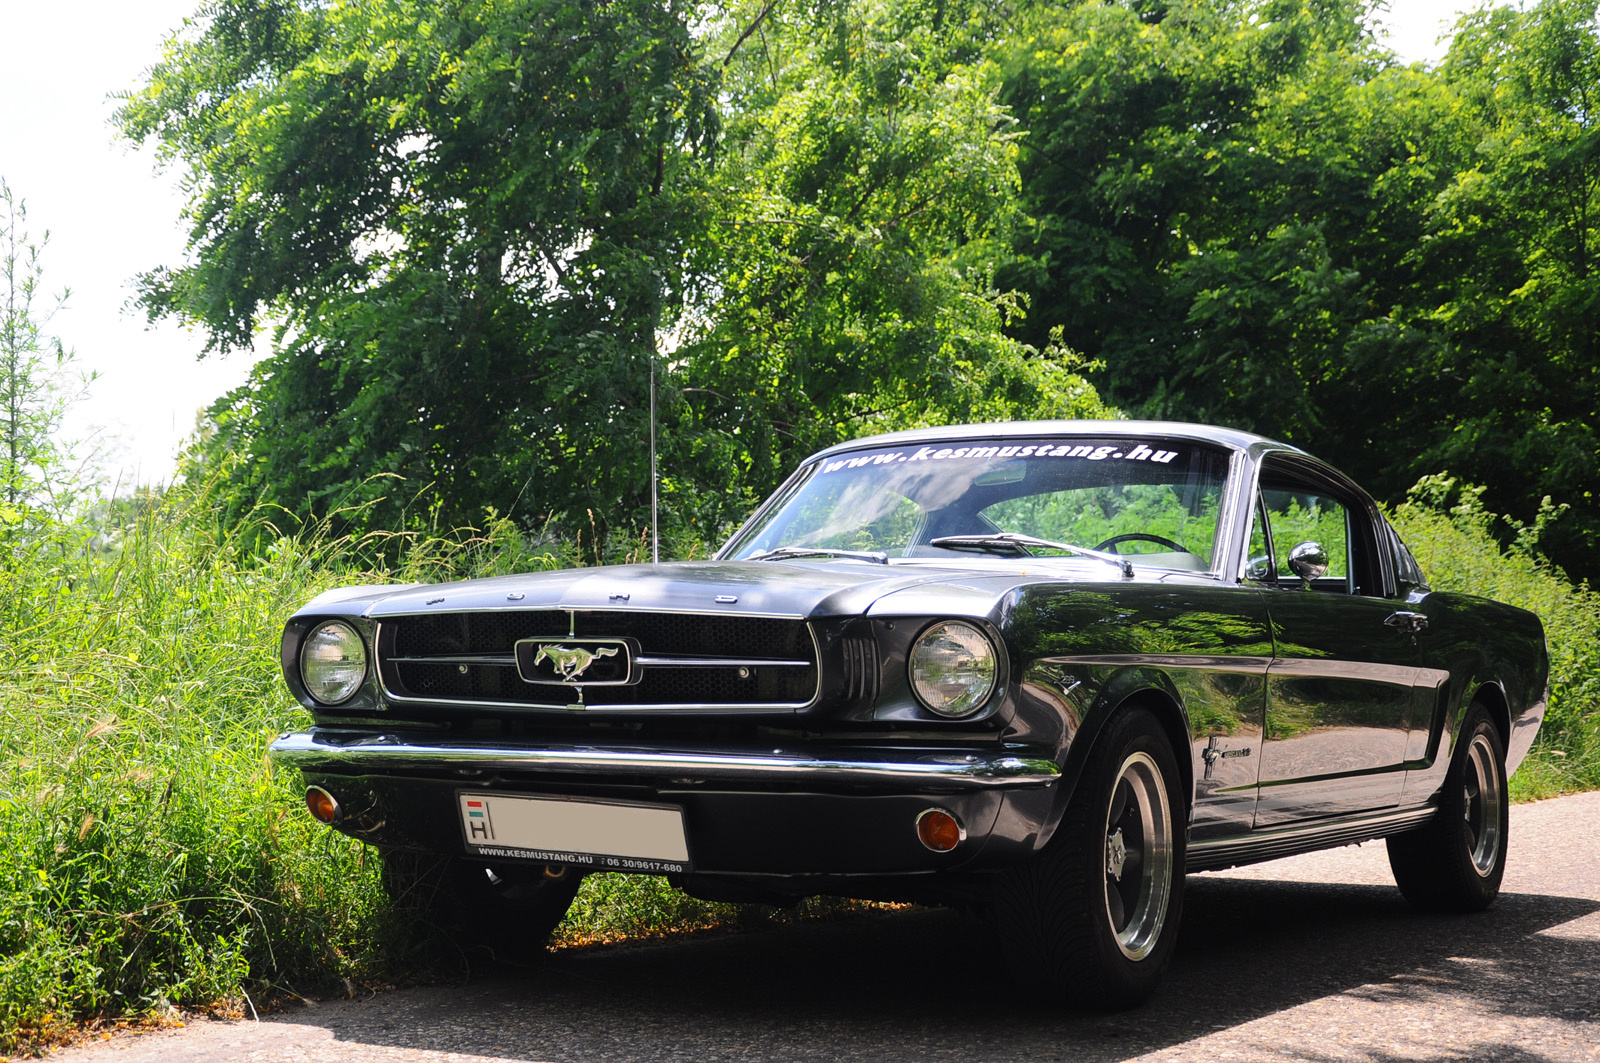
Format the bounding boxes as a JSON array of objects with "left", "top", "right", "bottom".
[{"left": 1106, "top": 827, "right": 1128, "bottom": 881}]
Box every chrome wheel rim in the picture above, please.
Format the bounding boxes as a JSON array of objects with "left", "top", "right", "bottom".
[
  {"left": 1463, "top": 732, "right": 1504, "bottom": 878},
  {"left": 1103, "top": 751, "right": 1174, "bottom": 960}
]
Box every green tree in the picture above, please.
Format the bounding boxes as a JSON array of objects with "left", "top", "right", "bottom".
[
  {"left": 120, "top": 0, "right": 1109, "bottom": 547},
  {"left": 997, "top": 0, "right": 1465, "bottom": 446},
  {"left": 992, "top": 0, "right": 1600, "bottom": 578},
  {"left": 669, "top": 0, "right": 1110, "bottom": 518},
  {"left": 0, "top": 179, "right": 93, "bottom": 532},
  {"left": 1413, "top": 0, "right": 1600, "bottom": 572},
  {"left": 120, "top": 0, "right": 718, "bottom": 540}
]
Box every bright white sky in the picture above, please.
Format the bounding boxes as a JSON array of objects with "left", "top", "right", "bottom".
[{"left": 0, "top": 0, "right": 1482, "bottom": 488}]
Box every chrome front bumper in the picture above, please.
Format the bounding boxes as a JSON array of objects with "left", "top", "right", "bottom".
[{"left": 268, "top": 730, "right": 1061, "bottom": 792}]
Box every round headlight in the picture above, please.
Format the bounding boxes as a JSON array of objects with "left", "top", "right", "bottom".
[
  {"left": 909, "top": 620, "right": 998, "bottom": 718},
  {"left": 300, "top": 621, "right": 368, "bottom": 705}
]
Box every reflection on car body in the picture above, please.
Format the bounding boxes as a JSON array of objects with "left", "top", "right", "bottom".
[{"left": 271, "top": 421, "right": 1547, "bottom": 1008}]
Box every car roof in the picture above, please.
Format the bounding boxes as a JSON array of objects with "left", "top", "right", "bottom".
[{"left": 806, "top": 420, "right": 1305, "bottom": 463}]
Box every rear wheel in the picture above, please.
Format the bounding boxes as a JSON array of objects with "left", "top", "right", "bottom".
[
  {"left": 1386, "top": 703, "right": 1508, "bottom": 912},
  {"left": 382, "top": 850, "right": 583, "bottom": 955},
  {"left": 993, "top": 707, "right": 1185, "bottom": 1010}
]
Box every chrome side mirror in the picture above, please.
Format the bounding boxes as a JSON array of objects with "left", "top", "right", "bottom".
[{"left": 1286, "top": 541, "right": 1330, "bottom": 586}]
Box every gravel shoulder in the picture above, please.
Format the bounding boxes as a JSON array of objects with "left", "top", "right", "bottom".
[{"left": 52, "top": 790, "right": 1600, "bottom": 1063}]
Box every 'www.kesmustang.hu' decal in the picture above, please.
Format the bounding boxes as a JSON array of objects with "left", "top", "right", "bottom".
[{"left": 820, "top": 441, "right": 1180, "bottom": 475}]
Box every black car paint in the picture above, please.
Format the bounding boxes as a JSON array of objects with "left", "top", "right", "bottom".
[{"left": 271, "top": 421, "right": 1548, "bottom": 904}]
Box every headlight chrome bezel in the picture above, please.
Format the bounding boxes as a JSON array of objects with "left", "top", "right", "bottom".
[
  {"left": 908, "top": 619, "right": 999, "bottom": 719},
  {"left": 299, "top": 620, "right": 369, "bottom": 706}
]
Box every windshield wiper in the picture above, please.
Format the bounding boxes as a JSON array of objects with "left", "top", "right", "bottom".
[
  {"left": 928, "top": 533, "right": 1133, "bottom": 579},
  {"left": 747, "top": 545, "right": 890, "bottom": 565}
]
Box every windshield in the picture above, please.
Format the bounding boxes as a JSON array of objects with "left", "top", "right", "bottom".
[{"left": 725, "top": 437, "right": 1232, "bottom": 571}]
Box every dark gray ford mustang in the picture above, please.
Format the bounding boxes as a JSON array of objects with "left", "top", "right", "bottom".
[{"left": 270, "top": 421, "right": 1547, "bottom": 1007}]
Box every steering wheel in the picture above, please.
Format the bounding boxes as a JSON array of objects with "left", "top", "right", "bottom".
[{"left": 1095, "top": 532, "right": 1190, "bottom": 554}]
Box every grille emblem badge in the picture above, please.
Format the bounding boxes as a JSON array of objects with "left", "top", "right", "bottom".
[
  {"left": 515, "top": 637, "right": 640, "bottom": 686},
  {"left": 534, "top": 644, "right": 616, "bottom": 680}
]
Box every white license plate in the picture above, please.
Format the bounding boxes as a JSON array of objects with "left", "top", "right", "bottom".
[{"left": 457, "top": 793, "right": 691, "bottom": 874}]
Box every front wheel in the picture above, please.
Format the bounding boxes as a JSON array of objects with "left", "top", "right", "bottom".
[
  {"left": 993, "top": 707, "right": 1185, "bottom": 1010},
  {"left": 382, "top": 850, "right": 584, "bottom": 956},
  {"left": 1386, "top": 704, "right": 1508, "bottom": 911}
]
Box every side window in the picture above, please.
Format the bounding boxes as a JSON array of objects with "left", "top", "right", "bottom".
[
  {"left": 1254, "top": 457, "right": 1392, "bottom": 596},
  {"left": 1261, "top": 487, "right": 1350, "bottom": 587}
]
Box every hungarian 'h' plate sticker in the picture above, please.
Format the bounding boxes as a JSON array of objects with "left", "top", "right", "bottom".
[{"left": 457, "top": 792, "right": 691, "bottom": 875}]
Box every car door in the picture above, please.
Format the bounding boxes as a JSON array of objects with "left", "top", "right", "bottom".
[{"left": 1249, "top": 457, "right": 1431, "bottom": 826}]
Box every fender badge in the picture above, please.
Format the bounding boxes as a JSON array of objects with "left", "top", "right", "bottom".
[
  {"left": 715, "top": 595, "right": 738, "bottom": 604},
  {"left": 506, "top": 592, "right": 525, "bottom": 601},
  {"left": 426, "top": 597, "right": 445, "bottom": 605},
  {"left": 609, "top": 593, "right": 631, "bottom": 601}
]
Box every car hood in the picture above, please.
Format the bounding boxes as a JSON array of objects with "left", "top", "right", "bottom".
[{"left": 300, "top": 558, "right": 1151, "bottom": 622}]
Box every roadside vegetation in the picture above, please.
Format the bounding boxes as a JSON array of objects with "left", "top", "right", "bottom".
[
  {"left": 0, "top": 473, "right": 1593, "bottom": 1053},
  {"left": 1390, "top": 476, "right": 1600, "bottom": 800},
  {"left": 0, "top": 486, "right": 892, "bottom": 1054},
  {"left": 2, "top": 0, "right": 1599, "bottom": 1053}
]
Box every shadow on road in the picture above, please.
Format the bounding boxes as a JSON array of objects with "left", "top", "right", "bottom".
[{"left": 272, "top": 876, "right": 1599, "bottom": 1062}]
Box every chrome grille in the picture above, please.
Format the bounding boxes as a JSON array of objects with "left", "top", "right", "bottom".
[{"left": 378, "top": 610, "right": 818, "bottom": 711}]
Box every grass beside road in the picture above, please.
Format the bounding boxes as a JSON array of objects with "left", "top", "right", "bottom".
[
  {"left": 0, "top": 478, "right": 1592, "bottom": 1054},
  {"left": 1390, "top": 481, "right": 1600, "bottom": 801}
]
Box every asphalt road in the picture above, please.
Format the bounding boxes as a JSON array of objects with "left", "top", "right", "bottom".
[{"left": 58, "top": 791, "right": 1600, "bottom": 1063}]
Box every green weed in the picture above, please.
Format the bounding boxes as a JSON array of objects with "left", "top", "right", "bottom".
[
  {"left": 0, "top": 471, "right": 1593, "bottom": 1053},
  {"left": 1391, "top": 478, "right": 1600, "bottom": 800}
]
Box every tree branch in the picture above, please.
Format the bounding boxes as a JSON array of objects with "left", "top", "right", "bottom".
[{"left": 724, "top": 0, "right": 780, "bottom": 67}]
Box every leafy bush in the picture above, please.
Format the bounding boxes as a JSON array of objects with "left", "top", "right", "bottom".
[
  {"left": 0, "top": 468, "right": 1594, "bottom": 1051},
  {"left": 1390, "top": 476, "right": 1600, "bottom": 799},
  {"left": 0, "top": 491, "right": 379, "bottom": 1049},
  {"left": 0, "top": 485, "right": 805, "bottom": 1052}
]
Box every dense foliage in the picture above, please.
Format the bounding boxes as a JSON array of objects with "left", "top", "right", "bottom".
[
  {"left": 997, "top": 0, "right": 1600, "bottom": 581},
  {"left": 119, "top": 0, "right": 721, "bottom": 540},
  {"left": 0, "top": 480, "right": 1591, "bottom": 1051},
  {"left": 0, "top": 494, "right": 875, "bottom": 1052},
  {"left": 117, "top": 0, "right": 1600, "bottom": 579},
  {"left": 119, "top": 0, "right": 1108, "bottom": 546}
]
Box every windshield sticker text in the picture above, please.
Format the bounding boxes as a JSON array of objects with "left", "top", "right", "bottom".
[{"left": 819, "top": 442, "right": 1180, "bottom": 475}]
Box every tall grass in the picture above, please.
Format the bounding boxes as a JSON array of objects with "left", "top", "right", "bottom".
[
  {"left": 0, "top": 487, "right": 783, "bottom": 1052},
  {"left": 1390, "top": 479, "right": 1600, "bottom": 800},
  {"left": 0, "top": 491, "right": 383, "bottom": 1049},
  {"left": 0, "top": 473, "right": 1593, "bottom": 1052}
]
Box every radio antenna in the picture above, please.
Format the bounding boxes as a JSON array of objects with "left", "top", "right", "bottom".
[{"left": 649, "top": 346, "right": 660, "bottom": 564}]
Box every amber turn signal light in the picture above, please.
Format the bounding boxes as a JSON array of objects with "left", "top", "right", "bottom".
[
  {"left": 915, "top": 808, "right": 964, "bottom": 852},
  {"left": 305, "top": 786, "right": 342, "bottom": 825}
]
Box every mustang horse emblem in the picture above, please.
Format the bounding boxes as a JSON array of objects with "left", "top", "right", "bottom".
[{"left": 533, "top": 644, "right": 618, "bottom": 682}]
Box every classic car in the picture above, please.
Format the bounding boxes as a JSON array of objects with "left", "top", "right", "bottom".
[{"left": 269, "top": 420, "right": 1547, "bottom": 1008}]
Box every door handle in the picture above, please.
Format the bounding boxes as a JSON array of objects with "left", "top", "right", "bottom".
[{"left": 1384, "top": 611, "right": 1428, "bottom": 633}]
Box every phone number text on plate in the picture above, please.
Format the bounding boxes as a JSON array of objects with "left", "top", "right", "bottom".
[{"left": 472, "top": 845, "right": 689, "bottom": 874}]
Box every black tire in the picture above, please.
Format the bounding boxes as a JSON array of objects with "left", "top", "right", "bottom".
[
  {"left": 993, "top": 707, "right": 1186, "bottom": 1010},
  {"left": 382, "top": 850, "right": 583, "bottom": 955},
  {"left": 1386, "top": 704, "right": 1508, "bottom": 912}
]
